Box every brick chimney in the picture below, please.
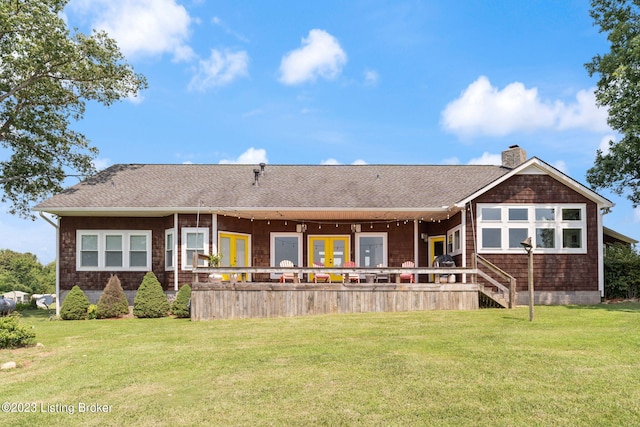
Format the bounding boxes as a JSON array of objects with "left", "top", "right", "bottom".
[{"left": 502, "top": 145, "right": 527, "bottom": 169}]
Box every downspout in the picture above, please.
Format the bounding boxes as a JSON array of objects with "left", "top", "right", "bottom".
[
  {"left": 461, "top": 206, "right": 467, "bottom": 283},
  {"left": 414, "top": 220, "right": 419, "bottom": 282},
  {"left": 413, "top": 220, "right": 419, "bottom": 263},
  {"left": 174, "top": 213, "right": 179, "bottom": 292},
  {"left": 39, "top": 212, "right": 60, "bottom": 316},
  {"left": 597, "top": 207, "right": 605, "bottom": 299}
]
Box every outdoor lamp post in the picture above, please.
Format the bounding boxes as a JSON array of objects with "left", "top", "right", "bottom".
[{"left": 520, "top": 237, "right": 534, "bottom": 321}]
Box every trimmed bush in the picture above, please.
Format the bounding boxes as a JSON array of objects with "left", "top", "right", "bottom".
[
  {"left": 0, "top": 313, "right": 35, "bottom": 349},
  {"left": 97, "top": 274, "right": 130, "bottom": 319},
  {"left": 171, "top": 284, "right": 191, "bottom": 318},
  {"left": 60, "top": 285, "right": 90, "bottom": 320},
  {"left": 133, "top": 272, "right": 170, "bottom": 318}
]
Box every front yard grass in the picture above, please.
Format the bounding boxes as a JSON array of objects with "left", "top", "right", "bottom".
[{"left": 2, "top": 304, "right": 640, "bottom": 426}]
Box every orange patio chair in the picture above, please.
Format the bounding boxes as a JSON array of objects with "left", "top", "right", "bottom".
[
  {"left": 342, "top": 260, "right": 360, "bottom": 283},
  {"left": 313, "top": 262, "right": 331, "bottom": 283},
  {"left": 279, "top": 259, "right": 296, "bottom": 283},
  {"left": 399, "top": 260, "right": 415, "bottom": 283}
]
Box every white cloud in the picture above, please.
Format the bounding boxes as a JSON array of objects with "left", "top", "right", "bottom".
[
  {"left": 321, "top": 158, "right": 341, "bottom": 165},
  {"left": 320, "top": 158, "right": 367, "bottom": 165},
  {"left": 188, "top": 49, "right": 249, "bottom": 92},
  {"left": 441, "top": 76, "right": 610, "bottom": 138},
  {"left": 212, "top": 16, "right": 249, "bottom": 43},
  {"left": 364, "top": 70, "right": 379, "bottom": 86},
  {"left": 279, "top": 29, "right": 347, "bottom": 85},
  {"left": 69, "top": 0, "right": 194, "bottom": 62},
  {"left": 92, "top": 158, "right": 112, "bottom": 171},
  {"left": 598, "top": 135, "right": 616, "bottom": 155},
  {"left": 468, "top": 152, "right": 501, "bottom": 165},
  {"left": 219, "top": 147, "right": 268, "bottom": 164},
  {"left": 556, "top": 89, "right": 609, "bottom": 132},
  {"left": 552, "top": 160, "right": 568, "bottom": 174}
]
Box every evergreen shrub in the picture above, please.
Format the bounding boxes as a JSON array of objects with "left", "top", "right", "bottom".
[
  {"left": 97, "top": 274, "right": 130, "bottom": 319},
  {"left": 133, "top": 272, "right": 170, "bottom": 318},
  {"left": 171, "top": 284, "right": 191, "bottom": 318},
  {"left": 0, "top": 313, "right": 36, "bottom": 349},
  {"left": 60, "top": 285, "right": 90, "bottom": 320}
]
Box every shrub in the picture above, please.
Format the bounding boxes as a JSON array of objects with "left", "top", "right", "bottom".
[
  {"left": 171, "top": 284, "right": 191, "bottom": 318},
  {"left": 604, "top": 243, "right": 640, "bottom": 299},
  {"left": 96, "top": 274, "right": 130, "bottom": 319},
  {"left": 87, "top": 304, "right": 97, "bottom": 320},
  {"left": 0, "top": 313, "right": 36, "bottom": 348},
  {"left": 60, "top": 285, "right": 90, "bottom": 320},
  {"left": 133, "top": 272, "right": 170, "bottom": 318}
]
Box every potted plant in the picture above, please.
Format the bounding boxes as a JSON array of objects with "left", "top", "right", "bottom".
[{"left": 208, "top": 253, "right": 222, "bottom": 267}]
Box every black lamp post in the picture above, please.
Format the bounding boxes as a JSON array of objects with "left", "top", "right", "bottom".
[{"left": 520, "top": 237, "right": 534, "bottom": 321}]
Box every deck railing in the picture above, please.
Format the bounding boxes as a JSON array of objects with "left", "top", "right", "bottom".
[{"left": 473, "top": 253, "right": 517, "bottom": 308}]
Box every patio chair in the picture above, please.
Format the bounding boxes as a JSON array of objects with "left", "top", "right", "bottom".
[
  {"left": 375, "top": 264, "right": 389, "bottom": 283},
  {"left": 342, "top": 260, "right": 360, "bottom": 283},
  {"left": 279, "top": 259, "right": 296, "bottom": 283},
  {"left": 399, "top": 260, "right": 415, "bottom": 283},
  {"left": 313, "top": 262, "right": 331, "bottom": 283}
]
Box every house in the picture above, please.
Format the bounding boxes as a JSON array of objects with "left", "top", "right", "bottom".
[
  {"left": 2, "top": 290, "right": 29, "bottom": 304},
  {"left": 34, "top": 146, "right": 625, "bottom": 312}
]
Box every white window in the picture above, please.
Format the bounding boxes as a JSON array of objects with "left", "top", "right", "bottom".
[
  {"left": 477, "top": 204, "right": 587, "bottom": 254},
  {"left": 355, "top": 233, "right": 388, "bottom": 267},
  {"left": 446, "top": 226, "right": 462, "bottom": 256},
  {"left": 165, "top": 229, "right": 175, "bottom": 270},
  {"left": 270, "top": 233, "right": 303, "bottom": 280},
  {"left": 181, "top": 227, "right": 209, "bottom": 270},
  {"left": 76, "top": 230, "right": 151, "bottom": 271}
]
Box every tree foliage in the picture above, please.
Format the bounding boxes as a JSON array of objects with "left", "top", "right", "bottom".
[
  {"left": 0, "top": 249, "right": 54, "bottom": 294},
  {"left": 604, "top": 243, "right": 640, "bottom": 298},
  {"left": 0, "top": 0, "right": 147, "bottom": 217},
  {"left": 585, "top": 0, "right": 640, "bottom": 205},
  {"left": 96, "top": 274, "right": 129, "bottom": 319},
  {"left": 133, "top": 272, "right": 169, "bottom": 318}
]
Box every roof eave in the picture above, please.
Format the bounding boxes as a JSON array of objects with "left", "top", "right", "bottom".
[{"left": 454, "top": 158, "right": 614, "bottom": 209}]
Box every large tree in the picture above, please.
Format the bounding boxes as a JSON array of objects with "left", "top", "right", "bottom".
[
  {"left": 586, "top": 0, "right": 640, "bottom": 206},
  {"left": 0, "top": 0, "right": 146, "bottom": 217}
]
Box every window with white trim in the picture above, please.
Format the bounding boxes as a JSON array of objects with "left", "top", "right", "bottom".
[
  {"left": 477, "top": 204, "right": 587, "bottom": 253},
  {"left": 76, "top": 230, "right": 151, "bottom": 271},
  {"left": 447, "top": 226, "right": 462, "bottom": 256},
  {"left": 270, "top": 233, "right": 302, "bottom": 280},
  {"left": 355, "top": 233, "right": 388, "bottom": 267},
  {"left": 165, "top": 229, "right": 175, "bottom": 270},
  {"left": 181, "top": 227, "right": 209, "bottom": 269}
]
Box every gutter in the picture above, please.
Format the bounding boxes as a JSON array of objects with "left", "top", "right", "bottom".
[{"left": 39, "top": 212, "right": 60, "bottom": 317}]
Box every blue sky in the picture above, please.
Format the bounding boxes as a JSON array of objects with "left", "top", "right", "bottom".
[{"left": 2, "top": 0, "right": 639, "bottom": 264}]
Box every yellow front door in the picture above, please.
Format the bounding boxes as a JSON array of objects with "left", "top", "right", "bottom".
[
  {"left": 219, "top": 232, "right": 250, "bottom": 281},
  {"left": 309, "top": 236, "right": 349, "bottom": 282}
]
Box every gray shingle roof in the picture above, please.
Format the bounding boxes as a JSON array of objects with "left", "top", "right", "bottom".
[{"left": 34, "top": 164, "right": 511, "bottom": 215}]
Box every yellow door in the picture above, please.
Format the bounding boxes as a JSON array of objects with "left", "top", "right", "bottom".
[
  {"left": 309, "top": 236, "right": 349, "bottom": 282},
  {"left": 219, "top": 232, "right": 250, "bottom": 281},
  {"left": 428, "top": 236, "right": 446, "bottom": 282}
]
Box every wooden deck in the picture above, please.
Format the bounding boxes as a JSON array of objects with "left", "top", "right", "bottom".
[
  {"left": 190, "top": 278, "right": 480, "bottom": 321},
  {"left": 189, "top": 262, "right": 514, "bottom": 320}
]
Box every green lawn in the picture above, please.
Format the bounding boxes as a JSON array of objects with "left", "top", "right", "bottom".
[{"left": 2, "top": 304, "right": 640, "bottom": 426}]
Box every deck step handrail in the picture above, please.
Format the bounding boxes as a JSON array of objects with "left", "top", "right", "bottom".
[{"left": 474, "top": 253, "right": 516, "bottom": 308}]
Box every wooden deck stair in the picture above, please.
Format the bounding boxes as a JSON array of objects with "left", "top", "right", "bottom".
[{"left": 474, "top": 254, "right": 516, "bottom": 309}]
